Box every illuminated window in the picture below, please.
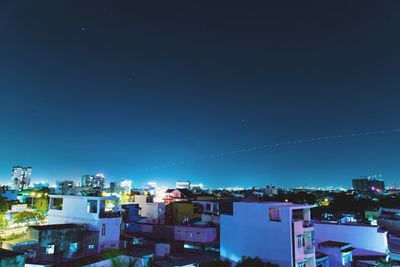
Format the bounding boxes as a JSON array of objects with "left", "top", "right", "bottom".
[
  {"left": 342, "top": 253, "right": 352, "bottom": 265},
  {"left": 46, "top": 244, "right": 55, "bottom": 254},
  {"left": 88, "top": 244, "right": 95, "bottom": 249},
  {"left": 269, "top": 208, "right": 281, "bottom": 222},
  {"left": 50, "top": 198, "right": 63, "bottom": 210},
  {"left": 104, "top": 200, "right": 116, "bottom": 212},
  {"left": 70, "top": 242, "right": 78, "bottom": 253}
]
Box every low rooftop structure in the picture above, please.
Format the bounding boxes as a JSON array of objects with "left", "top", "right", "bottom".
[{"left": 0, "top": 248, "right": 25, "bottom": 267}]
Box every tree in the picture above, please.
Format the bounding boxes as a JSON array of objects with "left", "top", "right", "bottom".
[
  {"left": 13, "top": 210, "right": 45, "bottom": 224},
  {"left": 236, "top": 257, "right": 279, "bottom": 267},
  {"left": 376, "top": 257, "right": 391, "bottom": 267},
  {"left": 0, "top": 215, "right": 8, "bottom": 230},
  {"left": 34, "top": 197, "right": 49, "bottom": 214},
  {"left": 0, "top": 197, "right": 8, "bottom": 214},
  {"left": 205, "top": 259, "right": 231, "bottom": 267}
]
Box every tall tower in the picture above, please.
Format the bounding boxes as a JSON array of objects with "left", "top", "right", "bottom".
[
  {"left": 12, "top": 166, "right": 32, "bottom": 190},
  {"left": 81, "top": 173, "right": 106, "bottom": 190}
]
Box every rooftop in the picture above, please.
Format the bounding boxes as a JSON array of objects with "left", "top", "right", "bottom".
[
  {"left": 315, "top": 251, "right": 328, "bottom": 260},
  {"left": 57, "top": 248, "right": 153, "bottom": 267},
  {"left": 2, "top": 238, "right": 38, "bottom": 246},
  {"left": 319, "top": 241, "right": 350, "bottom": 248},
  {"left": 49, "top": 194, "right": 119, "bottom": 200},
  {"left": 235, "top": 201, "right": 314, "bottom": 209},
  {"left": 0, "top": 248, "right": 24, "bottom": 259},
  {"left": 29, "top": 223, "right": 84, "bottom": 231},
  {"left": 153, "top": 249, "right": 218, "bottom": 267}
]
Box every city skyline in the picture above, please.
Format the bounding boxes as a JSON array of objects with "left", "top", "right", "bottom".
[{"left": 2, "top": 1, "right": 400, "bottom": 188}]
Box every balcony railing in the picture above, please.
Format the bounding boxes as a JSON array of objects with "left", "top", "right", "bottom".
[
  {"left": 303, "top": 220, "right": 313, "bottom": 228},
  {"left": 304, "top": 246, "right": 314, "bottom": 255}
]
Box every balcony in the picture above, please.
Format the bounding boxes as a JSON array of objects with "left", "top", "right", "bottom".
[
  {"left": 303, "top": 220, "right": 314, "bottom": 229},
  {"left": 99, "top": 211, "right": 121, "bottom": 218},
  {"left": 303, "top": 246, "right": 314, "bottom": 257}
]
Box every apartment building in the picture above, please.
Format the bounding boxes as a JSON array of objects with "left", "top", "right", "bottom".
[
  {"left": 220, "top": 201, "right": 316, "bottom": 267},
  {"left": 47, "top": 195, "right": 122, "bottom": 252}
]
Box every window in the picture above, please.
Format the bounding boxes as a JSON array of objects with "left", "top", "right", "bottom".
[
  {"left": 87, "top": 200, "right": 98, "bottom": 213},
  {"left": 70, "top": 242, "right": 78, "bottom": 253},
  {"left": 104, "top": 200, "right": 116, "bottom": 212},
  {"left": 206, "top": 203, "right": 211, "bottom": 211},
  {"left": 213, "top": 203, "right": 218, "bottom": 211},
  {"left": 297, "top": 235, "right": 302, "bottom": 248},
  {"left": 46, "top": 244, "right": 55, "bottom": 254},
  {"left": 297, "top": 262, "right": 305, "bottom": 267},
  {"left": 88, "top": 244, "right": 95, "bottom": 249},
  {"left": 50, "top": 198, "right": 63, "bottom": 210},
  {"left": 102, "top": 224, "right": 106, "bottom": 236},
  {"left": 342, "top": 252, "right": 352, "bottom": 265},
  {"left": 269, "top": 208, "right": 281, "bottom": 221}
]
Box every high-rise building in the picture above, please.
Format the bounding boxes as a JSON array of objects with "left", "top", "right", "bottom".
[
  {"left": 55, "top": 180, "right": 74, "bottom": 195},
  {"left": 265, "top": 184, "right": 278, "bottom": 197},
  {"left": 11, "top": 166, "right": 32, "bottom": 190},
  {"left": 120, "top": 179, "right": 132, "bottom": 194},
  {"left": 352, "top": 176, "right": 385, "bottom": 193},
  {"left": 81, "top": 173, "right": 106, "bottom": 190},
  {"left": 176, "top": 181, "right": 190, "bottom": 190},
  {"left": 109, "top": 182, "right": 116, "bottom": 193}
]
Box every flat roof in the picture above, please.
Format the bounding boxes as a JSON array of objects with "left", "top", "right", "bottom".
[
  {"left": 2, "top": 238, "right": 38, "bottom": 246},
  {"left": 57, "top": 248, "right": 154, "bottom": 267},
  {"left": 319, "top": 241, "right": 350, "bottom": 247},
  {"left": 316, "top": 251, "right": 328, "bottom": 259},
  {"left": 314, "top": 221, "right": 379, "bottom": 228},
  {"left": 153, "top": 249, "right": 219, "bottom": 267},
  {"left": 0, "top": 248, "right": 24, "bottom": 259},
  {"left": 30, "top": 223, "right": 84, "bottom": 230},
  {"left": 49, "top": 194, "right": 118, "bottom": 200},
  {"left": 235, "top": 201, "right": 314, "bottom": 209}
]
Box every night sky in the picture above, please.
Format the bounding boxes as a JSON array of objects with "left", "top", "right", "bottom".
[{"left": 1, "top": 1, "right": 400, "bottom": 188}]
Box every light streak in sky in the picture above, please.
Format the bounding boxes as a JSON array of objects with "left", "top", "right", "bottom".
[{"left": 134, "top": 128, "right": 400, "bottom": 174}]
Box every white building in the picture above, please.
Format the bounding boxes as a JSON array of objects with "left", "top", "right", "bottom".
[
  {"left": 220, "top": 201, "right": 316, "bottom": 267},
  {"left": 317, "top": 241, "right": 353, "bottom": 267},
  {"left": 314, "top": 222, "right": 388, "bottom": 254},
  {"left": 175, "top": 225, "right": 217, "bottom": 244},
  {"left": 48, "top": 195, "right": 122, "bottom": 252},
  {"left": 176, "top": 181, "right": 191, "bottom": 190},
  {"left": 134, "top": 195, "right": 165, "bottom": 224}
]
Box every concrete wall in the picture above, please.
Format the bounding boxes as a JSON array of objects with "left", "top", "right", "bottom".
[
  {"left": 220, "top": 202, "right": 294, "bottom": 267},
  {"left": 314, "top": 222, "right": 388, "bottom": 253},
  {"left": 174, "top": 226, "right": 217, "bottom": 243},
  {"left": 192, "top": 200, "right": 219, "bottom": 214},
  {"left": 155, "top": 243, "right": 170, "bottom": 257},
  {"left": 318, "top": 246, "right": 351, "bottom": 267},
  {"left": 134, "top": 195, "right": 165, "bottom": 224}
]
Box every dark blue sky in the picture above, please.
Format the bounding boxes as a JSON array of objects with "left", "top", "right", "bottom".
[{"left": 1, "top": 1, "right": 400, "bottom": 188}]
